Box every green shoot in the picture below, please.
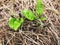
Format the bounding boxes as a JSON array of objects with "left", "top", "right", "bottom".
[{"left": 8, "top": 0, "right": 46, "bottom": 31}]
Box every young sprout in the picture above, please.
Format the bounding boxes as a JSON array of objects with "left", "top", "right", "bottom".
[{"left": 8, "top": 0, "right": 46, "bottom": 31}]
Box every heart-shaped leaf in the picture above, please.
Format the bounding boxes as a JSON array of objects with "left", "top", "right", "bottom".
[
  {"left": 36, "top": 0, "right": 44, "bottom": 16},
  {"left": 22, "top": 9, "right": 36, "bottom": 20},
  {"left": 8, "top": 17, "right": 24, "bottom": 31}
]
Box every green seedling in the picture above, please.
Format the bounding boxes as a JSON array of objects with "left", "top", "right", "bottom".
[
  {"left": 36, "top": 0, "right": 44, "bottom": 16},
  {"left": 22, "top": 9, "right": 36, "bottom": 20},
  {"left": 8, "top": 17, "right": 24, "bottom": 31},
  {"left": 8, "top": 0, "right": 46, "bottom": 31}
]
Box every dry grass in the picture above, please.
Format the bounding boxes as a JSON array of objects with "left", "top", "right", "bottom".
[{"left": 0, "top": 0, "right": 60, "bottom": 45}]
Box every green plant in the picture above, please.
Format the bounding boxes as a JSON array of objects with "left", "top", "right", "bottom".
[
  {"left": 8, "top": 0, "right": 46, "bottom": 31},
  {"left": 8, "top": 17, "right": 24, "bottom": 31}
]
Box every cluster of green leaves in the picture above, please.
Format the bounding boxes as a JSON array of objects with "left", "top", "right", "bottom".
[
  {"left": 22, "top": 9, "right": 36, "bottom": 20},
  {"left": 8, "top": 0, "right": 46, "bottom": 31},
  {"left": 22, "top": 0, "right": 46, "bottom": 21}
]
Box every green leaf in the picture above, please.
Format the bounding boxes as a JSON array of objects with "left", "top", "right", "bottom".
[
  {"left": 8, "top": 17, "right": 24, "bottom": 31},
  {"left": 36, "top": 0, "right": 44, "bottom": 16},
  {"left": 22, "top": 9, "right": 36, "bottom": 20},
  {"left": 40, "top": 17, "right": 46, "bottom": 21},
  {"left": 8, "top": 17, "right": 16, "bottom": 29}
]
